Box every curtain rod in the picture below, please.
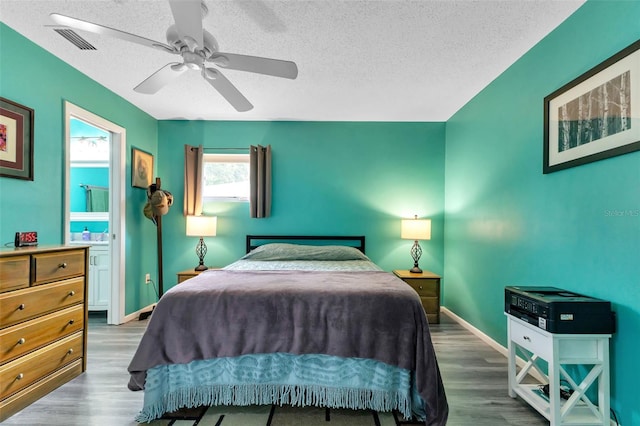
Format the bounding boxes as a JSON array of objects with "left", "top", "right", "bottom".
[{"left": 191, "top": 147, "right": 250, "bottom": 152}]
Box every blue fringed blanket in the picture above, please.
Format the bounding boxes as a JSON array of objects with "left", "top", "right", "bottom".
[
  {"left": 128, "top": 270, "right": 448, "bottom": 425},
  {"left": 138, "top": 352, "right": 425, "bottom": 422}
]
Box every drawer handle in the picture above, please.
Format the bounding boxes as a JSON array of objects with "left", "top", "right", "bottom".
[
  {"left": 68, "top": 319, "right": 75, "bottom": 325},
  {"left": 16, "top": 373, "right": 24, "bottom": 380},
  {"left": 68, "top": 290, "right": 76, "bottom": 297},
  {"left": 18, "top": 303, "right": 25, "bottom": 310},
  {"left": 17, "top": 338, "right": 26, "bottom": 345},
  {"left": 523, "top": 336, "right": 531, "bottom": 342},
  {"left": 58, "top": 262, "right": 68, "bottom": 269},
  {"left": 67, "top": 348, "right": 74, "bottom": 355}
]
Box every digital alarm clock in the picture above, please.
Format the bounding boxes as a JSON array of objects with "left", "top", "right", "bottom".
[{"left": 14, "top": 231, "right": 38, "bottom": 247}]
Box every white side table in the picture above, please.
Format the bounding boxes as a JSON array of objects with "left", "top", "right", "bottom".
[{"left": 506, "top": 313, "right": 611, "bottom": 426}]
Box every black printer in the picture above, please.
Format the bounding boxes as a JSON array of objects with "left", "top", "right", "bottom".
[{"left": 505, "top": 286, "right": 615, "bottom": 334}]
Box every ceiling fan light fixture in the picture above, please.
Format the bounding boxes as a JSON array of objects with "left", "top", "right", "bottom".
[
  {"left": 203, "top": 68, "right": 218, "bottom": 80},
  {"left": 210, "top": 54, "right": 229, "bottom": 67},
  {"left": 170, "top": 63, "right": 189, "bottom": 72}
]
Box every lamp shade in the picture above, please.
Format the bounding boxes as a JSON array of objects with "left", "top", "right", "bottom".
[
  {"left": 186, "top": 215, "right": 217, "bottom": 237},
  {"left": 401, "top": 217, "right": 431, "bottom": 240}
]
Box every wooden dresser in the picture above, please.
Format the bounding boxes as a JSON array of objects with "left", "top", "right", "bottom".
[
  {"left": 0, "top": 245, "right": 89, "bottom": 422},
  {"left": 393, "top": 269, "right": 441, "bottom": 324}
]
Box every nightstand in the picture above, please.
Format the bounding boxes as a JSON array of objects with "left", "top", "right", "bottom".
[
  {"left": 177, "top": 268, "right": 220, "bottom": 283},
  {"left": 393, "top": 269, "right": 441, "bottom": 324}
]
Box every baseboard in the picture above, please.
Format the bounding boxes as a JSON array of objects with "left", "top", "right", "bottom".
[
  {"left": 440, "top": 307, "right": 546, "bottom": 383},
  {"left": 122, "top": 303, "right": 156, "bottom": 323}
]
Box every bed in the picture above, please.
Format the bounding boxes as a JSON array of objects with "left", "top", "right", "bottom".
[{"left": 128, "top": 235, "right": 448, "bottom": 425}]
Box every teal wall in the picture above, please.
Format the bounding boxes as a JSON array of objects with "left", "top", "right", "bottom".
[
  {"left": 0, "top": 24, "right": 160, "bottom": 314},
  {"left": 2, "top": 1, "right": 639, "bottom": 422},
  {"left": 70, "top": 167, "right": 108, "bottom": 212},
  {"left": 157, "top": 120, "right": 446, "bottom": 287},
  {"left": 444, "top": 1, "right": 640, "bottom": 423}
]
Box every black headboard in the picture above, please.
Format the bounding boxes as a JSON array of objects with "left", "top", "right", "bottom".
[{"left": 246, "top": 235, "right": 366, "bottom": 254}]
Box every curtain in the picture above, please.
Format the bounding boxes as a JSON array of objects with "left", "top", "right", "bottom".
[
  {"left": 184, "top": 144, "right": 203, "bottom": 216},
  {"left": 250, "top": 144, "right": 272, "bottom": 218}
]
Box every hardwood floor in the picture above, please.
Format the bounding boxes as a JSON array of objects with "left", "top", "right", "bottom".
[{"left": 2, "top": 311, "right": 547, "bottom": 426}]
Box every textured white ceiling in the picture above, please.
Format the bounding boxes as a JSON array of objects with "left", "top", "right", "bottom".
[{"left": 0, "top": 0, "right": 585, "bottom": 121}]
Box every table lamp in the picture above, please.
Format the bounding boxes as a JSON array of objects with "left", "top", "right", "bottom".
[
  {"left": 401, "top": 215, "right": 431, "bottom": 273},
  {"left": 186, "top": 215, "right": 217, "bottom": 271}
]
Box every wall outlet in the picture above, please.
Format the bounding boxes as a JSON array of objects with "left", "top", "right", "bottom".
[{"left": 145, "top": 273, "right": 151, "bottom": 284}]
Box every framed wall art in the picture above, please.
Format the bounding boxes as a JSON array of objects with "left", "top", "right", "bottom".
[
  {"left": 132, "top": 147, "right": 153, "bottom": 188},
  {"left": 0, "top": 97, "right": 34, "bottom": 180},
  {"left": 544, "top": 40, "right": 640, "bottom": 174}
]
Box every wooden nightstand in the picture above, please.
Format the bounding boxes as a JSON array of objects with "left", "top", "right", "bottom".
[
  {"left": 177, "top": 268, "right": 220, "bottom": 283},
  {"left": 393, "top": 269, "right": 441, "bottom": 324}
]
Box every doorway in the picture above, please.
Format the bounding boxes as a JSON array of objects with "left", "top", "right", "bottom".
[{"left": 64, "top": 101, "right": 126, "bottom": 325}]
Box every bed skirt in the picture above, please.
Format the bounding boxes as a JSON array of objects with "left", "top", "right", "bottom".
[{"left": 137, "top": 352, "right": 426, "bottom": 423}]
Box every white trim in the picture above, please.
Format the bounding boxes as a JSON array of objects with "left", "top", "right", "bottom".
[
  {"left": 70, "top": 212, "right": 109, "bottom": 221},
  {"left": 64, "top": 101, "right": 126, "bottom": 325},
  {"left": 122, "top": 304, "right": 156, "bottom": 323},
  {"left": 203, "top": 153, "right": 249, "bottom": 163},
  {"left": 441, "top": 307, "right": 546, "bottom": 383},
  {"left": 71, "top": 161, "right": 109, "bottom": 168}
]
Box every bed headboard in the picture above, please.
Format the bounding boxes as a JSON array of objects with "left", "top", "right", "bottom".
[{"left": 246, "top": 235, "right": 366, "bottom": 254}]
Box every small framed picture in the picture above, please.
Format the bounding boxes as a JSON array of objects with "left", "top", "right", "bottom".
[
  {"left": 543, "top": 40, "right": 640, "bottom": 174},
  {"left": 132, "top": 148, "right": 153, "bottom": 188},
  {"left": 0, "top": 97, "right": 34, "bottom": 180}
]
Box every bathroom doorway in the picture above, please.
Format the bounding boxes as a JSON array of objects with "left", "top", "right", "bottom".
[{"left": 64, "top": 102, "right": 126, "bottom": 325}]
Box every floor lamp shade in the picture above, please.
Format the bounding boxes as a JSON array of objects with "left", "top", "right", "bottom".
[
  {"left": 186, "top": 215, "right": 217, "bottom": 271},
  {"left": 401, "top": 216, "right": 431, "bottom": 273}
]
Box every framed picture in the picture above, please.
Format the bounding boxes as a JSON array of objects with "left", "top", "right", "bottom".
[
  {"left": 544, "top": 40, "right": 640, "bottom": 174},
  {"left": 0, "top": 97, "right": 34, "bottom": 180},
  {"left": 131, "top": 148, "right": 153, "bottom": 188}
]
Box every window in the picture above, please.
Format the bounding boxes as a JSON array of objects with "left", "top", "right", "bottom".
[{"left": 202, "top": 153, "right": 250, "bottom": 201}]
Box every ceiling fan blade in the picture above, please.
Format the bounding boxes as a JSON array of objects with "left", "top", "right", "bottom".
[
  {"left": 203, "top": 68, "right": 253, "bottom": 112},
  {"left": 50, "top": 13, "right": 174, "bottom": 53},
  {"left": 209, "top": 53, "right": 298, "bottom": 79},
  {"left": 168, "top": 0, "right": 204, "bottom": 49},
  {"left": 134, "top": 63, "right": 188, "bottom": 94}
]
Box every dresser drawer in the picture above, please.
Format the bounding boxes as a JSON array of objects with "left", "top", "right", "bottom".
[
  {"left": 404, "top": 278, "right": 439, "bottom": 297},
  {"left": 32, "top": 250, "right": 85, "bottom": 285},
  {"left": 0, "top": 332, "right": 83, "bottom": 399},
  {"left": 509, "top": 319, "right": 551, "bottom": 358},
  {"left": 0, "top": 256, "right": 30, "bottom": 293},
  {"left": 0, "top": 359, "right": 83, "bottom": 422},
  {"left": 0, "top": 277, "right": 85, "bottom": 328},
  {"left": 0, "top": 305, "right": 84, "bottom": 364}
]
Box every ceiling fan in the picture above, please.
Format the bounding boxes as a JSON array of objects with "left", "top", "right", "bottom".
[{"left": 50, "top": 0, "right": 298, "bottom": 112}]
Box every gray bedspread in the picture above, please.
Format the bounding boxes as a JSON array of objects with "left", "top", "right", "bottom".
[{"left": 127, "top": 269, "right": 448, "bottom": 425}]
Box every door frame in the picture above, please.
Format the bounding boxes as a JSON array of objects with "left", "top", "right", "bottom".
[{"left": 63, "top": 101, "right": 126, "bottom": 325}]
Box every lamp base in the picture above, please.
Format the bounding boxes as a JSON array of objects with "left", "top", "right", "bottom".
[
  {"left": 194, "top": 237, "right": 208, "bottom": 272},
  {"left": 409, "top": 240, "right": 423, "bottom": 274}
]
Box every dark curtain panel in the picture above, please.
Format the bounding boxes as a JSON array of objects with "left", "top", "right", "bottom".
[
  {"left": 249, "top": 145, "right": 272, "bottom": 218},
  {"left": 183, "top": 144, "right": 203, "bottom": 216}
]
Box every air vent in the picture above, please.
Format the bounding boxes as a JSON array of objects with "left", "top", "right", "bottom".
[{"left": 54, "top": 28, "right": 96, "bottom": 50}]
